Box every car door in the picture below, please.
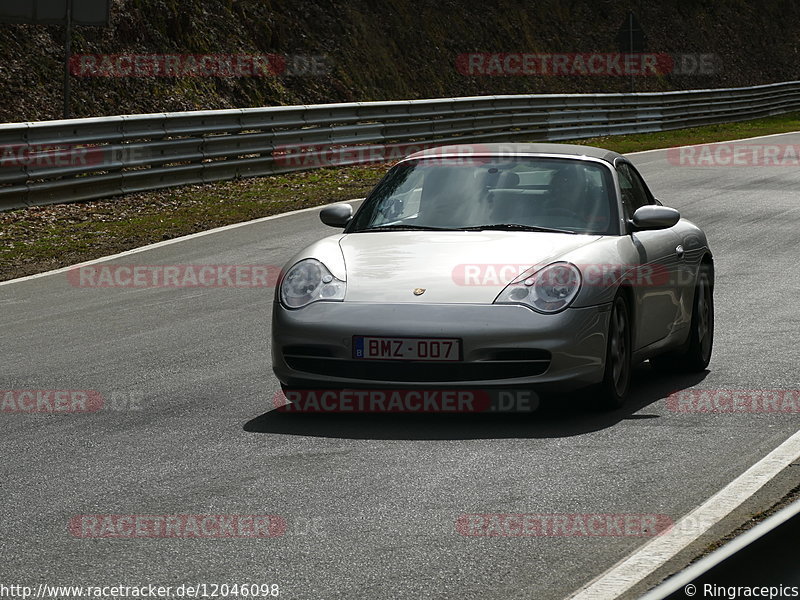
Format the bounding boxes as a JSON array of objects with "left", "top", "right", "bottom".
[{"left": 615, "top": 160, "right": 682, "bottom": 350}]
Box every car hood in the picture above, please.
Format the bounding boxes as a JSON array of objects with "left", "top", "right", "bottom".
[{"left": 338, "top": 230, "right": 602, "bottom": 303}]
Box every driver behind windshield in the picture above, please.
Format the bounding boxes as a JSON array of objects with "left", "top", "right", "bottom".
[
  {"left": 546, "top": 163, "right": 612, "bottom": 230},
  {"left": 547, "top": 163, "right": 588, "bottom": 213}
]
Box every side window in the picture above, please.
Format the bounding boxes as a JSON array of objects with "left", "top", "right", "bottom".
[
  {"left": 627, "top": 164, "right": 655, "bottom": 204},
  {"left": 616, "top": 162, "right": 651, "bottom": 219}
]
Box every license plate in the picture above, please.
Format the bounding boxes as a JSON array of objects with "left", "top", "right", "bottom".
[{"left": 353, "top": 336, "right": 461, "bottom": 361}]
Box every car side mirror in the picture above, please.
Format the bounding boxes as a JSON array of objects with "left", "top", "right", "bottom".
[
  {"left": 320, "top": 204, "right": 353, "bottom": 228},
  {"left": 629, "top": 205, "right": 680, "bottom": 231}
]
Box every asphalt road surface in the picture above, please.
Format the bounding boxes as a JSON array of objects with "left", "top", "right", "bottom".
[{"left": 2, "top": 133, "right": 800, "bottom": 600}]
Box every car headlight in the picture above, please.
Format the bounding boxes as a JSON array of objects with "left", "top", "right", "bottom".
[
  {"left": 494, "top": 262, "right": 581, "bottom": 313},
  {"left": 280, "top": 258, "right": 346, "bottom": 308}
]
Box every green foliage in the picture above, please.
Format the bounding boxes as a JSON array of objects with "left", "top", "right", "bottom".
[{"left": 1, "top": 0, "right": 799, "bottom": 121}]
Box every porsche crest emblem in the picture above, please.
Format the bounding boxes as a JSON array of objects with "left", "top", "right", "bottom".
[{"left": 413, "top": 288, "right": 426, "bottom": 296}]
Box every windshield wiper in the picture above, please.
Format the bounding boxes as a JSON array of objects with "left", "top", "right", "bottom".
[
  {"left": 458, "top": 223, "right": 577, "bottom": 234},
  {"left": 358, "top": 224, "right": 458, "bottom": 232}
]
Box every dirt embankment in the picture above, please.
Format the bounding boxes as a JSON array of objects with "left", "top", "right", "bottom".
[{"left": 0, "top": 0, "right": 798, "bottom": 123}]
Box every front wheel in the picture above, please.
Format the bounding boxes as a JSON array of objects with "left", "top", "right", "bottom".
[
  {"left": 596, "top": 292, "right": 632, "bottom": 410},
  {"left": 682, "top": 267, "right": 714, "bottom": 371},
  {"left": 651, "top": 266, "right": 714, "bottom": 373}
]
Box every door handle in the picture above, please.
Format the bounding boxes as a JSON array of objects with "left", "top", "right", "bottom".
[{"left": 675, "top": 245, "right": 685, "bottom": 259}]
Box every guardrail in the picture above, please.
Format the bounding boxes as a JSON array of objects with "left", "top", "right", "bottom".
[
  {"left": 640, "top": 498, "right": 800, "bottom": 598},
  {"left": 2, "top": 80, "right": 799, "bottom": 211}
]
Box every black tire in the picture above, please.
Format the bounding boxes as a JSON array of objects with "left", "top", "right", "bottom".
[
  {"left": 597, "top": 292, "right": 633, "bottom": 410},
  {"left": 650, "top": 266, "right": 714, "bottom": 373}
]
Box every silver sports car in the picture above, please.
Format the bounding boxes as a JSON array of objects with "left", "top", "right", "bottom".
[{"left": 271, "top": 143, "right": 714, "bottom": 409}]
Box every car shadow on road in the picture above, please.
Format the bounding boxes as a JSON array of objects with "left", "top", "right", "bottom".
[{"left": 243, "top": 365, "right": 709, "bottom": 440}]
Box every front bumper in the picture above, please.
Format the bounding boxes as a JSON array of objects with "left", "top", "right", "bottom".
[{"left": 271, "top": 301, "right": 611, "bottom": 391}]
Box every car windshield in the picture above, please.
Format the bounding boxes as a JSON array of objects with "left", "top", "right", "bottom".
[{"left": 347, "top": 156, "right": 618, "bottom": 235}]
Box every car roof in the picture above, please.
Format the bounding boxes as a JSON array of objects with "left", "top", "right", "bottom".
[{"left": 404, "top": 143, "right": 622, "bottom": 164}]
